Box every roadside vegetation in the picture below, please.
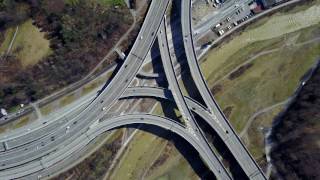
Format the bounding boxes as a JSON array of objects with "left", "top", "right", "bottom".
[
  {"left": 0, "top": 0, "right": 133, "bottom": 110},
  {"left": 108, "top": 129, "right": 169, "bottom": 180},
  {"left": 246, "top": 106, "right": 284, "bottom": 160},
  {"left": 52, "top": 131, "right": 122, "bottom": 180},
  {"left": 200, "top": 0, "right": 320, "bottom": 164},
  {"left": 0, "top": 112, "right": 37, "bottom": 134}
]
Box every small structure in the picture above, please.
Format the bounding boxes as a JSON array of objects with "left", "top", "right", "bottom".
[
  {"left": 115, "top": 48, "right": 126, "bottom": 60},
  {"left": 249, "top": 1, "right": 258, "bottom": 9},
  {"left": 1, "top": 108, "right": 8, "bottom": 117},
  {"left": 250, "top": 2, "right": 263, "bottom": 14},
  {"left": 259, "top": 0, "right": 284, "bottom": 9}
]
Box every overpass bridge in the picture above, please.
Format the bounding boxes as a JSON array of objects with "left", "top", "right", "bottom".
[{"left": 0, "top": 0, "right": 267, "bottom": 179}]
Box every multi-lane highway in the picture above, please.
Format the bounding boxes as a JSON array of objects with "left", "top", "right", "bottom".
[
  {"left": 0, "top": 0, "right": 170, "bottom": 178},
  {"left": 0, "top": 0, "right": 269, "bottom": 179},
  {"left": 158, "top": 19, "right": 231, "bottom": 179},
  {"left": 181, "top": 0, "right": 266, "bottom": 179},
  {"left": 24, "top": 113, "right": 226, "bottom": 179}
]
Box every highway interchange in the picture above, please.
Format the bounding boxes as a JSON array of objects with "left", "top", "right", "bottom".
[{"left": 0, "top": 0, "right": 267, "bottom": 179}]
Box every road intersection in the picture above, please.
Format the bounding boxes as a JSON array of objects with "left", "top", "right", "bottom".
[{"left": 0, "top": 0, "right": 267, "bottom": 179}]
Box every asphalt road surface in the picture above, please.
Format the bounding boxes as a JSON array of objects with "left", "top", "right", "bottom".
[{"left": 0, "top": 0, "right": 268, "bottom": 179}]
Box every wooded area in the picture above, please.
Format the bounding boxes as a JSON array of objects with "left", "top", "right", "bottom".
[
  {"left": 0, "top": 0, "right": 133, "bottom": 110},
  {"left": 270, "top": 62, "right": 320, "bottom": 179}
]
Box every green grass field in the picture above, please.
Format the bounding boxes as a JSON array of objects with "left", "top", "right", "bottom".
[
  {"left": 201, "top": 2, "right": 320, "bottom": 133},
  {"left": 0, "top": 28, "right": 15, "bottom": 53},
  {"left": 109, "top": 130, "right": 169, "bottom": 180},
  {"left": 40, "top": 104, "right": 53, "bottom": 116},
  {"left": 201, "top": 1, "right": 320, "bottom": 84},
  {"left": 146, "top": 150, "right": 199, "bottom": 180},
  {"left": 198, "top": 1, "right": 320, "bottom": 163},
  {"left": 60, "top": 93, "right": 76, "bottom": 107},
  {"left": 0, "top": 113, "right": 37, "bottom": 135},
  {"left": 0, "top": 19, "right": 51, "bottom": 67},
  {"left": 212, "top": 37, "right": 320, "bottom": 132}
]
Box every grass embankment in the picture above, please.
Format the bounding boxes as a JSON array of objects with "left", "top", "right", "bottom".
[
  {"left": 145, "top": 142, "right": 200, "bottom": 180},
  {"left": 200, "top": 1, "right": 320, "bottom": 161},
  {"left": 0, "top": 113, "right": 37, "bottom": 134},
  {"left": 52, "top": 130, "right": 122, "bottom": 179},
  {"left": 109, "top": 130, "right": 168, "bottom": 180},
  {"left": 247, "top": 106, "right": 283, "bottom": 158},
  {"left": 210, "top": 33, "right": 320, "bottom": 131},
  {"left": 0, "top": 19, "right": 51, "bottom": 67},
  {"left": 38, "top": 69, "right": 112, "bottom": 116}
]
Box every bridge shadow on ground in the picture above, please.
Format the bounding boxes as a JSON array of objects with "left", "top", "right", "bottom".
[
  {"left": 151, "top": 40, "right": 182, "bottom": 123},
  {"left": 142, "top": 42, "right": 214, "bottom": 179},
  {"left": 150, "top": 40, "right": 167, "bottom": 85},
  {"left": 169, "top": 0, "right": 205, "bottom": 106},
  {"left": 116, "top": 124, "right": 216, "bottom": 179},
  {"left": 194, "top": 114, "right": 249, "bottom": 180},
  {"left": 97, "top": 58, "right": 123, "bottom": 96},
  {"left": 169, "top": 1, "right": 249, "bottom": 178}
]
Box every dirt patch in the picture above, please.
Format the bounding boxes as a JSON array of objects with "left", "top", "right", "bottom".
[
  {"left": 223, "top": 106, "right": 233, "bottom": 119},
  {"left": 197, "top": 31, "right": 217, "bottom": 46},
  {"left": 211, "top": 84, "right": 222, "bottom": 96},
  {"left": 147, "top": 142, "right": 174, "bottom": 175},
  {"left": 228, "top": 63, "right": 254, "bottom": 80},
  {"left": 192, "top": 0, "right": 216, "bottom": 26}
]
